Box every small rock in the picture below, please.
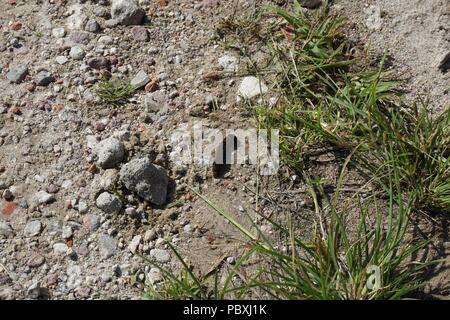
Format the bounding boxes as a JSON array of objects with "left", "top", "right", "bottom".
[
  {"left": 218, "top": 55, "right": 238, "bottom": 73},
  {"left": 27, "top": 253, "right": 45, "bottom": 268},
  {"left": 35, "top": 70, "right": 55, "bottom": 86},
  {"left": 56, "top": 56, "right": 69, "bottom": 65},
  {"left": 6, "top": 64, "right": 28, "bottom": 83},
  {"left": 96, "top": 137, "right": 125, "bottom": 169},
  {"left": 27, "top": 282, "right": 42, "bottom": 299},
  {"left": 146, "top": 268, "right": 163, "bottom": 285},
  {"left": 98, "top": 35, "right": 113, "bottom": 45},
  {"left": 87, "top": 57, "right": 110, "bottom": 70},
  {"left": 2, "top": 189, "right": 13, "bottom": 201},
  {"left": 53, "top": 242, "right": 69, "bottom": 255},
  {"left": 119, "top": 158, "right": 169, "bottom": 205},
  {"left": 62, "top": 226, "right": 73, "bottom": 239},
  {"left": 77, "top": 201, "right": 88, "bottom": 214},
  {"left": 149, "top": 248, "right": 170, "bottom": 263},
  {"left": 366, "top": 5, "right": 382, "bottom": 31},
  {"left": 130, "top": 70, "right": 150, "bottom": 89},
  {"left": 131, "top": 26, "right": 149, "bottom": 41},
  {"left": 84, "top": 19, "right": 100, "bottom": 33},
  {"left": 83, "top": 214, "right": 101, "bottom": 231},
  {"left": 96, "top": 192, "right": 122, "bottom": 214},
  {"left": 69, "top": 46, "right": 85, "bottom": 60},
  {"left": 237, "top": 76, "right": 268, "bottom": 100},
  {"left": 52, "top": 27, "right": 66, "bottom": 38},
  {"left": 24, "top": 220, "right": 42, "bottom": 237},
  {"left": 0, "top": 221, "right": 14, "bottom": 238},
  {"left": 98, "top": 234, "right": 117, "bottom": 259},
  {"left": 34, "top": 191, "right": 55, "bottom": 204},
  {"left": 299, "top": 0, "right": 322, "bottom": 9},
  {"left": 111, "top": 0, "right": 145, "bottom": 26},
  {"left": 128, "top": 235, "right": 142, "bottom": 253}
]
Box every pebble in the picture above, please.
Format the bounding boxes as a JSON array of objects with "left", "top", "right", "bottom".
[
  {"left": 52, "top": 27, "right": 66, "bottom": 38},
  {"left": 131, "top": 26, "right": 149, "bottom": 41},
  {"left": 299, "top": 0, "right": 322, "bottom": 9},
  {"left": 53, "top": 242, "right": 69, "bottom": 255},
  {"left": 149, "top": 248, "right": 170, "bottom": 263},
  {"left": 24, "top": 220, "right": 42, "bottom": 237},
  {"left": 69, "top": 46, "right": 85, "bottom": 60},
  {"left": 34, "top": 191, "right": 55, "bottom": 204},
  {"left": 96, "top": 192, "right": 122, "bottom": 214},
  {"left": 84, "top": 19, "right": 100, "bottom": 33},
  {"left": 56, "top": 56, "right": 69, "bottom": 65},
  {"left": 128, "top": 235, "right": 142, "bottom": 253},
  {"left": 237, "top": 76, "right": 268, "bottom": 100},
  {"left": 98, "top": 234, "right": 117, "bottom": 259},
  {"left": 82, "top": 214, "right": 101, "bottom": 231},
  {"left": 130, "top": 70, "right": 150, "bottom": 89},
  {"left": 111, "top": 0, "right": 145, "bottom": 26},
  {"left": 27, "top": 253, "right": 45, "bottom": 268},
  {"left": 119, "top": 158, "right": 169, "bottom": 205},
  {"left": 218, "top": 55, "right": 239, "bottom": 73},
  {"left": 35, "top": 70, "right": 55, "bottom": 86},
  {"left": 96, "top": 137, "right": 125, "bottom": 169},
  {"left": 6, "top": 64, "right": 28, "bottom": 83}
]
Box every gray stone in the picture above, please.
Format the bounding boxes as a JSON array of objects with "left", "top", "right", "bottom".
[
  {"left": 237, "top": 76, "right": 268, "bottom": 100},
  {"left": 34, "top": 191, "right": 55, "bottom": 204},
  {"left": 87, "top": 57, "right": 110, "bottom": 70},
  {"left": 131, "top": 26, "right": 149, "bottom": 41},
  {"left": 52, "top": 27, "right": 66, "bottom": 38},
  {"left": 77, "top": 201, "right": 88, "bottom": 214},
  {"left": 299, "top": 0, "right": 322, "bottom": 9},
  {"left": 84, "top": 19, "right": 100, "bottom": 33},
  {"left": 35, "top": 70, "right": 54, "bottom": 86},
  {"left": 0, "top": 221, "right": 14, "bottom": 238},
  {"left": 6, "top": 64, "right": 28, "bottom": 83},
  {"left": 111, "top": 0, "right": 145, "bottom": 26},
  {"left": 130, "top": 70, "right": 150, "bottom": 89},
  {"left": 146, "top": 268, "right": 163, "bottom": 285},
  {"left": 218, "top": 55, "right": 238, "bottom": 73},
  {"left": 96, "top": 192, "right": 122, "bottom": 214},
  {"left": 62, "top": 226, "right": 73, "bottom": 239},
  {"left": 69, "top": 46, "right": 85, "bottom": 60},
  {"left": 53, "top": 242, "right": 69, "bottom": 255},
  {"left": 119, "top": 158, "right": 168, "bottom": 205},
  {"left": 83, "top": 214, "right": 101, "bottom": 231},
  {"left": 27, "top": 253, "right": 45, "bottom": 268},
  {"left": 56, "top": 56, "right": 69, "bottom": 65},
  {"left": 96, "top": 137, "right": 125, "bottom": 169},
  {"left": 98, "top": 234, "right": 117, "bottom": 258},
  {"left": 149, "top": 248, "right": 170, "bottom": 263},
  {"left": 98, "top": 35, "right": 113, "bottom": 45},
  {"left": 24, "top": 220, "right": 42, "bottom": 237},
  {"left": 128, "top": 235, "right": 141, "bottom": 254}
]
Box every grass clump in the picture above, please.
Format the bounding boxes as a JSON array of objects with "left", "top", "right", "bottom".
[
  {"left": 95, "top": 77, "right": 135, "bottom": 105},
  {"left": 143, "top": 164, "right": 431, "bottom": 300},
  {"left": 256, "top": 2, "right": 450, "bottom": 213}
]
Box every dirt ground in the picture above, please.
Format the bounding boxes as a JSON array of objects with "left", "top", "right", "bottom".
[{"left": 0, "top": 0, "right": 448, "bottom": 300}]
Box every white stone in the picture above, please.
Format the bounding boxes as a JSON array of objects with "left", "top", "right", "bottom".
[{"left": 237, "top": 76, "right": 268, "bottom": 100}]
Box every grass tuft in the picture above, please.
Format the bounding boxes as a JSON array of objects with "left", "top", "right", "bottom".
[{"left": 95, "top": 77, "right": 135, "bottom": 105}]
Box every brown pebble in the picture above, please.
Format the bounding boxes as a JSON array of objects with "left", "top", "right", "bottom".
[
  {"left": 9, "top": 106, "right": 21, "bottom": 115},
  {"left": 144, "top": 79, "right": 158, "bottom": 92}
]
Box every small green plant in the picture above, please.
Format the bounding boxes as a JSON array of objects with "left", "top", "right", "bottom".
[
  {"left": 95, "top": 77, "right": 135, "bottom": 105},
  {"left": 255, "top": 2, "right": 450, "bottom": 213},
  {"left": 143, "top": 161, "right": 432, "bottom": 300}
]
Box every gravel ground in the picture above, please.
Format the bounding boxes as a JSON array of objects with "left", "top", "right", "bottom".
[{"left": 0, "top": 0, "right": 448, "bottom": 300}]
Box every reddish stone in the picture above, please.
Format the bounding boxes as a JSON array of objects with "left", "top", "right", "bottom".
[
  {"left": 144, "top": 79, "right": 158, "bottom": 92},
  {"left": 11, "top": 23, "right": 22, "bottom": 31},
  {"left": 1, "top": 201, "right": 17, "bottom": 217}
]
